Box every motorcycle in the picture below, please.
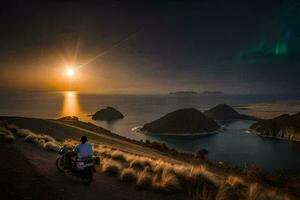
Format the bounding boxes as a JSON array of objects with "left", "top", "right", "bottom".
[{"left": 56, "top": 147, "right": 100, "bottom": 184}]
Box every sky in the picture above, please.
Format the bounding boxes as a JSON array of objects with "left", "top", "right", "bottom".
[{"left": 0, "top": 0, "right": 299, "bottom": 94}]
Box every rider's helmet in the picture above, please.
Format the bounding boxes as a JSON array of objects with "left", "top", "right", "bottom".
[{"left": 81, "top": 135, "right": 87, "bottom": 144}]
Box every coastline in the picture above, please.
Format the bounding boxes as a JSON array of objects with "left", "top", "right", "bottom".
[
  {"left": 247, "top": 129, "right": 300, "bottom": 142},
  {"left": 135, "top": 129, "right": 219, "bottom": 136}
]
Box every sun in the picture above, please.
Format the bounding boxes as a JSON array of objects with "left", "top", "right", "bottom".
[{"left": 65, "top": 67, "right": 75, "bottom": 77}]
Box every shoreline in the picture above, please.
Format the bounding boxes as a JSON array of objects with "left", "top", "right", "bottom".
[
  {"left": 247, "top": 129, "right": 300, "bottom": 142},
  {"left": 142, "top": 132, "right": 218, "bottom": 136},
  {"left": 133, "top": 126, "right": 223, "bottom": 136},
  {"left": 134, "top": 129, "right": 219, "bottom": 136}
]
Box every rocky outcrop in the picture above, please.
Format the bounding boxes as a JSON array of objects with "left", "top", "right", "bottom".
[
  {"left": 250, "top": 112, "right": 300, "bottom": 141},
  {"left": 92, "top": 107, "right": 124, "bottom": 121},
  {"left": 141, "top": 108, "right": 220, "bottom": 134},
  {"left": 204, "top": 104, "right": 257, "bottom": 121}
]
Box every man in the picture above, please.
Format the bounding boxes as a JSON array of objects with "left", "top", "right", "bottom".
[
  {"left": 65, "top": 135, "right": 93, "bottom": 169},
  {"left": 74, "top": 135, "right": 93, "bottom": 159}
]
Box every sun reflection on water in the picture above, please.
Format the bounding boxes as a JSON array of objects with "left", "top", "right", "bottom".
[{"left": 61, "top": 91, "right": 81, "bottom": 117}]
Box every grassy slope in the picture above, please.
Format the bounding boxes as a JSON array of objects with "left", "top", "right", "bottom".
[{"left": 1, "top": 116, "right": 299, "bottom": 199}]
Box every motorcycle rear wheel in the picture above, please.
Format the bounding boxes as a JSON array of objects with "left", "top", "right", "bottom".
[{"left": 82, "top": 169, "right": 93, "bottom": 185}]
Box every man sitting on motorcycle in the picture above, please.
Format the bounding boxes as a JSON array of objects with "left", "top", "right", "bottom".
[
  {"left": 65, "top": 135, "right": 93, "bottom": 169},
  {"left": 74, "top": 135, "right": 93, "bottom": 159}
]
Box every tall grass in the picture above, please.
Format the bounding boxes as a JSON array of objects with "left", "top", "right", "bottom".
[
  {"left": 152, "top": 167, "right": 182, "bottom": 192},
  {"left": 111, "top": 150, "right": 128, "bottom": 162},
  {"left": 101, "top": 158, "right": 123, "bottom": 175},
  {"left": 248, "top": 184, "right": 263, "bottom": 200},
  {"left": 43, "top": 141, "right": 60, "bottom": 151},
  {"left": 130, "top": 157, "right": 151, "bottom": 171},
  {"left": 6, "top": 123, "right": 19, "bottom": 133},
  {"left": 71, "top": 138, "right": 295, "bottom": 199},
  {"left": 136, "top": 168, "right": 153, "bottom": 189},
  {"left": 120, "top": 168, "right": 137, "bottom": 182},
  {"left": 10, "top": 125, "right": 60, "bottom": 151},
  {"left": 0, "top": 126, "right": 15, "bottom": 143},
  {"left": 6, "top": 123, "right": 295, "bottom": 199}
]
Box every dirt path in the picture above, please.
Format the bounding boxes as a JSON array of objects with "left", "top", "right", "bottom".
[{"left": 0, "top": 141, "right": 64, "bottom": 200}]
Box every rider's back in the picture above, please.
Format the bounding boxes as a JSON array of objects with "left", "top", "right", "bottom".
[{"left": 75, "top": 143, "right": 93, "bottom": 158}]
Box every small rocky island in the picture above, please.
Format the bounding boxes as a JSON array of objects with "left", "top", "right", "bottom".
[
  {"left": 201, "top": 91, "right": 224, "bottom": 95},
  {"left": 141, "top": 108, "right": 220, "bottom": 134},
  {"left": 250, "top": 112, "right": 300, "bottom": 141},
  {"left": 204, "top": 104, "right": 257, "bottom": 121},
  {"left": 169, "top": 91, "right": 198, "bottom": 96},
  {"left": 92, "top": 107, "right": 124, "bottom": 121}
]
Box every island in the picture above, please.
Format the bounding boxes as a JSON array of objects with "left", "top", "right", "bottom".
[
  {"left": 201, "top": 91, "right": 224, "bottom": 95},
  {"left": 204, "top": 104, "right": 257, "bottom": 121},
  {"left": 92, "top": 107, "right": 124, "bottom": 121},
  {"left": 141, "top": 108, "right": 220, "bottom": 134},
  {"left": 250, "top": 112, "right": 300, "bottom": 141},
  {"left": 168, "top": 91, "right": 198, "bottom": 96}
]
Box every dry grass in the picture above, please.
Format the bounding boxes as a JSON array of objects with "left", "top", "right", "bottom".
[
  {"left": 191, "top": 166, "right": 224, "bottom": 187},
  {"left": 152, "top": 167, "right": 182, "bottom": 192},
  {"left": 88, "top": 139, "right": 295, "bottom": 199},
  {"left": 130, "top": 157, "right": 151, "bottom": 171},
  {"left": 136, "top": 169, "right": 153, "bottom": 189},
  {"left": 152, "top": 160, "right": 173, "bottom": 174},
  {"left": 248, "top": 184, "right": 264, "bottom": 200},
  {"left": 120, "top": 168, "right": 137, "bottom": 182},
  {"left": 173, "top": 164, "right": 192, "bottom": 180},
  {"left": 216, "top": 184, "right": 241, "bottom": 200},
  {"left": 226, "top": 176, "right": 246, "bottom": 188},
  {"left": 62, "top": 139, "right": 77, "bottom": 148},
  {"left": 3, "top": 125, "right": 294, "bottom": 199},
  {"left": 24, "top": 133, "right": 56, "bottom": 145},
  {"left": 101, "top": 158, "right": 123, "bottom": 175},
  {"left": 43, "top": 141, "right": 60, "bottom": 151},
  {"left": 111, "top": 150, "right": 127, "bottom": 162},
  {"left": 0, "top": 126, "right": 15, "bottom": 143},
  {"left": 6, "top": 123, "right": 19, "bottom": 133},
  {"left": 188, "top": 167, "right": 220, "bottom": 200},
  {"left": 23, "top": 132, "right": 61, "bottom": 151},
  {"left": 4, "top": 133, "right": 15, "bottom": 143},
  {"left": 0, "top": 127, "right": 12, "bottom": 135},
  {"left": 9, "top": 126, "right": 61, "bottom": 151},
  {"left": 16, "top": 129, "right": 34, "bottom": 137}
]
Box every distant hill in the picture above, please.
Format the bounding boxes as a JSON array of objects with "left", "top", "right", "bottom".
[
  {"left": 204, "top": 104, "right": 257, "bottom": 121},
  {"left": 201, "top": 91, "right": 224, "bottom": 95},
  {"left": 141, "top": 108, "right": 220, "bottom": 134},
  {"left": 169, "top": 91, "right": 198, "bottom": 95},
  {"left": 250, "top": 112, "right": 300, "bottom": 141}
]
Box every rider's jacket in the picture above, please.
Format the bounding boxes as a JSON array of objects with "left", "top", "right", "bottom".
[{"left": 74, "top": 143, "right": 93, "bottom": 158}]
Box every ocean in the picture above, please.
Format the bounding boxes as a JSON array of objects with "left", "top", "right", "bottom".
[{"left": 1, "top": 91, "right": 300, "bottom": 171}]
